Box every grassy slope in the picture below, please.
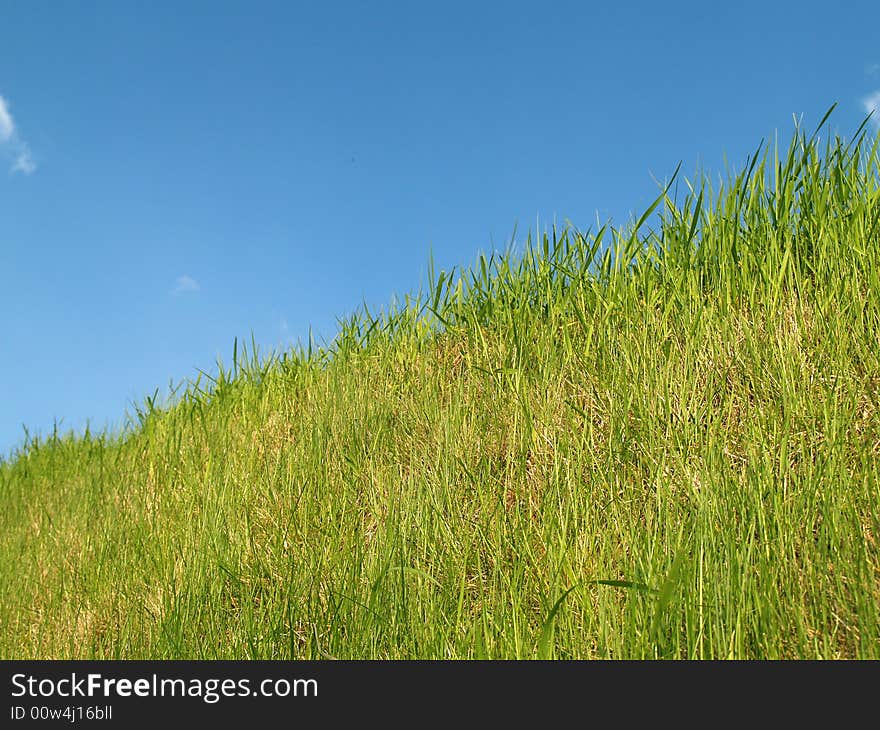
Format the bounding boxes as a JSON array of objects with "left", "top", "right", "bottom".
[{"left": 2, "top": 112, "right": 879, "bottom": 659}]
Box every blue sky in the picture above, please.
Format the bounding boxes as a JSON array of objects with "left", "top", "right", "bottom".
[{"left": 1, "top": 0, "right": 879, "bottom": 456}]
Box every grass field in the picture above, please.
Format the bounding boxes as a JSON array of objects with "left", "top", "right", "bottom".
[{"left": 2, "top": 109, "right": 879, "bottom": 659}]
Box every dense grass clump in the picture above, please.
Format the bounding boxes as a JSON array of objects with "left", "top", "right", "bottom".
[{"left": 2, "top": 110, "right": 879, "bottom": 659}]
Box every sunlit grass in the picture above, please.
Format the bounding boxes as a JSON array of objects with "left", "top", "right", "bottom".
[{"left": 1, "top": 107, "right": 878, "bottom": 658}]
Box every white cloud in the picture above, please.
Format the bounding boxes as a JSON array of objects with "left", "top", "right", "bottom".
[
  {"left": 0, "top": 96, "right": 13, "bottom": 141},
  {"left": 0, "top": 93, "right": 37, "bottom": 174},
  {"left": 864, "top": 90, "right": 880, "bottom": 128},
  {"left": 172, "top": 275, "right": 201, "bottom": 295}
]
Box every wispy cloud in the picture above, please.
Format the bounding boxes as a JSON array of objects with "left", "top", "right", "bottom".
[
  {"left": 0, "top": 93, "right": 37, "bottom": 175},
  {"left": 172, "top": 275, "right": 201, "bottom": 295},
  {"left": 12, "top": 146, "right": 35, "bottom": 175},
  {"left": 868, "top": 63, "right": 880, "bottom": 76},
  {"left": 863, "top": 90, "right": 880, "bottom": 128}
]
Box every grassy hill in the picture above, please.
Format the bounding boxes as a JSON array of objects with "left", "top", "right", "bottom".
[{"left": 2, "top": 110, "right": 879, "bottom": 659}]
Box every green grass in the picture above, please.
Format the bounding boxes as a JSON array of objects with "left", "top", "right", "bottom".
[{"left": 2, "top": 108, "right": 879, "bottom": 659}]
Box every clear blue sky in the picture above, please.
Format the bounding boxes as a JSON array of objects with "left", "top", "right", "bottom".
[{"left": 2, "top": 0, "right": 879, "bottom": 457}]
